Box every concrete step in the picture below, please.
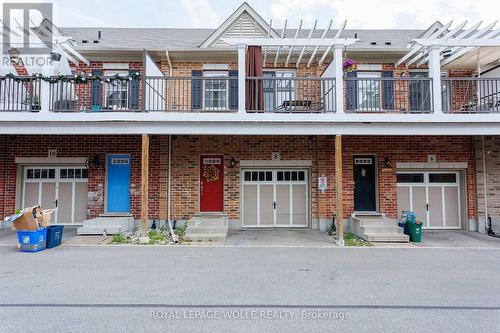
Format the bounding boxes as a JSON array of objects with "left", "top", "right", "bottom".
[
  {"left": 77, "top": 225, "right": 124, "bottom": 235},
  {"left": 186, "top": 225, "right": 228, "bottom": 234},
  {"left": 77, "top": 216, "right": 134, "bottom": 235},
  {"left": 185, "top": 213, "right": 229, "bottom": 243},
  {"left": 363, "top": 232, "right": 410, "bottom": 242},
  {"left": 184, "top": 233, "right": 227, "bottom": 243},
  {"left": 188, "top": 218, "right": 228, "bottom": 227},
  {"left": 355, "top": 218, "right": 397, "bottom": 227},
  {"left": 361, "top": 225, "right": 404, "bottom": 234}
]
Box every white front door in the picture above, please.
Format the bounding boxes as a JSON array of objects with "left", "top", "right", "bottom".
[
  {"left": 22, "top": 166, "right": 88, "bottom": 224},
  {"left": 396, "top": 171, "right": 461, "bottom": 229},
  {"left": 241, "top": 169, "right": 308, "bottom": 228}
]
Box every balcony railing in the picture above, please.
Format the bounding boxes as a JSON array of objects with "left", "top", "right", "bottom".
[
  {"left": 0, "top": 76, "right": 42, "bottom": 112},
  {"left": 344, "top": 77, "right": 433, "bottom": 113},
  {"left": 442, "top": 78, "right": 500, "bottom": 113},
  {"left": 245, "top": 77, "right": 336, "bottom": 113},
  {"left": 2, "top": 74, "right": 500, "bottom": 115}
]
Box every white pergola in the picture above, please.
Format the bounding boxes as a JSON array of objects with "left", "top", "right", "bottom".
[
  {"left": 397, "top": 20, "right": 500, "bottom": 113},
  {"left": 222, "top": 20, "right": 358, "bottom": 116}
]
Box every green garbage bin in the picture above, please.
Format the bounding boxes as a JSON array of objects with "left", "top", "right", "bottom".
[{"left": 407, "top": 222, "right": 423, "bottom": 242}]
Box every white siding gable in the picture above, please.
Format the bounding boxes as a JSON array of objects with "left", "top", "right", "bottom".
[{"left": 213, "top": 13, "right": 269, "bottom": 47}]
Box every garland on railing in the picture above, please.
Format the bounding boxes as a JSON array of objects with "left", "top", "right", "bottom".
[{"left": 0, "top": 71, "right": 141, "bottom": 83}]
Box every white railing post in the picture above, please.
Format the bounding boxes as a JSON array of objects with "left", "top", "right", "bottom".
[
  {"left": 428, "top": 46, "right": 443, "bottom": 114},
  {"left": 334, "top": 46, "right": 344, "bottom": 114},
  {"left": 237, "top": 43, "right": 246, "bottom": 113}
]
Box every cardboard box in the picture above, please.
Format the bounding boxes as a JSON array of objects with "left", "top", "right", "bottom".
[
  {"left": 11, "top": 211, "right": 40, "bottom": 231},
  {"left": 38, "top": 209, "right": 55, "bottom": 227}
]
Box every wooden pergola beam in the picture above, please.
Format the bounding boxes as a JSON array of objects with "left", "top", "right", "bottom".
[
  {"left": 141, "top": 133, "right": 149, "bottom": 238},
  {"left": 335, "top": 135, "right": 344, "bottom": 246}
]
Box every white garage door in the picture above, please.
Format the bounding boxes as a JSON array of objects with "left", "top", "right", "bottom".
[
  {"left": 242, "top": 169, "right": 308, "bottom": 227},
  {"left": 396, "top": 171, "right": 461, "bottom": 229},
  {"left": 22, "top": 166, "right": 88, "bottom": 224}
]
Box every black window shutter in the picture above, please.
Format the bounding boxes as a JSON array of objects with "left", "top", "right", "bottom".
[
  {"left": 192, "top": 70, "right": 202, "bottom": 109},
  {"left": 229, "top": 70, "right": 238, "bottom": 110},
  {"left": 91, "top": 69, "right": 103, "bottom": 111},
  {"left": 129, "top": 70, "right": 140, "bottom": 110},
  {"left": 383, "top": 71, "right": 394, "bottom": 110},
  {"left": 346, "top": 71, "right": 357, "bottom": 110}
]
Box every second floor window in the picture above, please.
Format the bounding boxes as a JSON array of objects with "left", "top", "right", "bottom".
[
  {"left": 104, "top": 70, "right": 129, "bottom": 110},
  {"left": 263, "top": 70, "right": 295, "bottom": 111},
  {"left": 357, "top": 72, "right": 381, "bottom": 110},
  {"left": 203, "top": 71, "right": 228, "bottom": 110}
]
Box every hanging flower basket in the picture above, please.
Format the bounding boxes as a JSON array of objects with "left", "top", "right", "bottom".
[{"left": 343, "top": 59, "right": 356, "bottom": 72}]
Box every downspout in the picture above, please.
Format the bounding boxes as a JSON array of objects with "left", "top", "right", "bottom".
[{"left": 482, "top": 136, "right": 488, "bottom": 234}]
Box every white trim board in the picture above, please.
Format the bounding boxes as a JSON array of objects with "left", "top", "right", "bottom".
[
  {"left": 396, "top": 162, "right": 468, "bottom": 169},
  {"left": 15, "top": 157, "right": 88, "bottom": 164},
  {"left": 240, "top": 160, "right": 312, "bottom": 167}
]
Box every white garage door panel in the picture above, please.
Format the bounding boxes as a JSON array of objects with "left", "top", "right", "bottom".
[
  {"left": 292, "top": 184, "right": 307, "bottom": 226},
  {"left": 243, "top": 185, "right": 258, "bottom": 226},
  {"left": 260, "top": 185, "right": 274, "bottom": 226},
  {"left": 396, "top": 171, "right": 461, "bottom": 229},
  {"left": 428, "top": 187, "right": 443, "bottom": 228},
  {"left": 412, "top": 187, "right": 427, "bottom": 226},
  {"left": 444, "top": 187, "right": 460, "bottom": 228},
  {"left": 242, "top": 169, "right": 309, "bottom": 228}
]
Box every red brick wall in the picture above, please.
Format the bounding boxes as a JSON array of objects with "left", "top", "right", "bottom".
[
  {"left": 0, "top": 135, "right": 476, "bottom": 224},
  {"left": 0, "top": 135, "right": 163, "bottom": 220},
  {"left": 343, "top": 136, "right": 476, "bottom": 220},
  {"left": 169, "top": 135, "right": 476, "bottom": 221}
]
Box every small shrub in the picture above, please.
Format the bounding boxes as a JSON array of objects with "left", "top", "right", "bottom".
[{"left": 112, "top": 233, "right": 126, "bottom": 244}]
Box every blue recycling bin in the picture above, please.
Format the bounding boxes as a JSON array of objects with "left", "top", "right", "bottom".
[
  {"left": 46, "top": 225, "right": 64, "bottom": 249},
  {"left": 398, "top": 221, "right": 410, "bottom": 236},
  {"left": 17, "top": 228, "right": 47, "bottom": 252}
]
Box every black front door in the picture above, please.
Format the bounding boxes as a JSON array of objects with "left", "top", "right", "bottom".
[{"left": 353, "top": 156, "right": 376, "bottom": 211}]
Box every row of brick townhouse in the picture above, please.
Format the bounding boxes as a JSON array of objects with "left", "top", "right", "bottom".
[{"left": 1, "top": 3, "right": 500, "bottom": 242}]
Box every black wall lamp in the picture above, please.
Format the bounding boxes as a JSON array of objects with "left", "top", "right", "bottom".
[
  {"left": 229, "top": 157, "right": 237, "bottom": 168},
  {"left": 384, "top": 157, "right": 392, "bottom": 168}
]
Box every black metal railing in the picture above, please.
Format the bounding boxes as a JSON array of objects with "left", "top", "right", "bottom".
[
  {"left": 245, "top": 77, "right": 335, "bottom": 113},
  {"left": 442, "top": 78, "right": 500, "bottom": 113},
  {"left": 3, "top": 74, "right": 500, "bottom": 114},
  {"left": 157, "top": 76, "right": 238, "bottom": 112},
  {"left": 344, "top": 77, "right": 433, "bottom": 113},
  {"left": 0, "top": 76, "right": 42, "bottom": 111}
]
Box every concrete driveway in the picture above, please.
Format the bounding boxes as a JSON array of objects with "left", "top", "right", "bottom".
[
  {"left": 416, "top": 230, "right": 500, "bottom": 248},
  {"left": 226, "top": 229, "right": 335, "bottom": 247}
]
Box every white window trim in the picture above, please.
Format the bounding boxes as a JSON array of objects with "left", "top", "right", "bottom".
[{"left": 202, "top": 70, "right": 229, "bottom": 110}]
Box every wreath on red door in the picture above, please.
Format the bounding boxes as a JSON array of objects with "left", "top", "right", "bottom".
[{"left": 203, "top": 165, "right": 220, "bottom": 182}]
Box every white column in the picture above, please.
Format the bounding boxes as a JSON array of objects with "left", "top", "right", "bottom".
[
  {"left": 428, "top": 46, "right": 443, "bottom": 114},
  {"left": 237, "top": 43, "right": 246, "bottom": 113},
  {"left": 334, "top": 46, "right": 344, "bottom": 114}
]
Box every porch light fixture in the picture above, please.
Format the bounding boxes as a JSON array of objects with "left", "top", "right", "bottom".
[
  {"left": 86, "top": 155, "right": 103, "bottom": 169},
  {"left": 384, "top": 157, "right": 392, "bottom": 168},
  {"left": 229, "top": 157, "right": 237, "bottom": 168}
]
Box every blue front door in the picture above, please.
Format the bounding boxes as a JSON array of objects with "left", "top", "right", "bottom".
[{"left": 107, "top": 154, "right": 131, "bottom": 213}]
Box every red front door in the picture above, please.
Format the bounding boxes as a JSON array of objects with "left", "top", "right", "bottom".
[{"left": 199, "top": 155, "right": 224, "bottom": 212}]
